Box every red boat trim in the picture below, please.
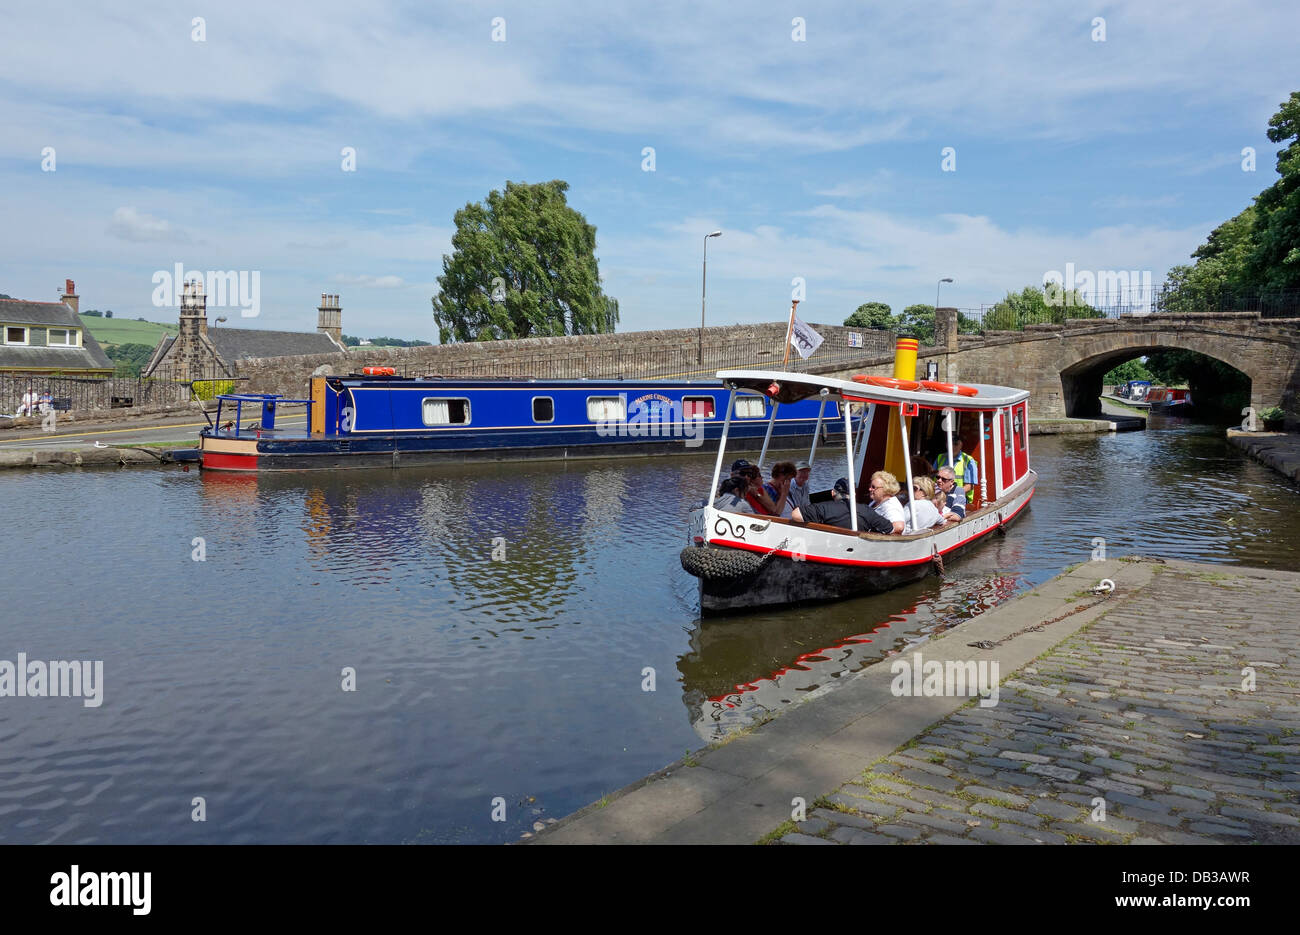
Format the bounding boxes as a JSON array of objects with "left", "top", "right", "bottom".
[
  {"left": 201, "top": 452, "right": 259, "bottom": 471},
  {"left": 706, "top": 488, "right": 1034, "bottom": 567}
]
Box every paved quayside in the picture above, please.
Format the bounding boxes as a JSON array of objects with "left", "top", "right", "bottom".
[
  {"left": 1228, "top": 429, "right": 1300, "bottom": 485},
  {"left": 531, "top": 558, "right": 1300, "bottom": 845}
]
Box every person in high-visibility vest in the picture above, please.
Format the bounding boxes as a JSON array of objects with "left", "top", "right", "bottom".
[{"left": 935, "top": 437, "right": 979, "bottom": 504}]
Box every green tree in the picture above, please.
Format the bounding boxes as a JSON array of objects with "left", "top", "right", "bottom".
[
  {"left": 1245, "top": 91, "right": 1300, "bottom": 290},
  {"left": 983, "top": 285, "right": 1097, "bottom": 330},
  {"left": 1160, "top": 208, "right": 1258, "bottom": 312},
  {"left": 105, "top": 342, "right": 157, "bottom": 377},
  {"left": 431, "top": 180, "right": 615, "bottom": 343},
  {"left": 843, "top": 302, "right": 893, "bottom": 329},
  {"left": 1102, "top": 358, "right": 1153, "bottom": 385}
]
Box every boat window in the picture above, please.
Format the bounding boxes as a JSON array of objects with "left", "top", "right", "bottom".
[
  {"left": 587, "top": 396, "right": 626, "bottom": 421},
  {"left": 1002, "top": 409, "right": 1012, "bottom": 458},
  {"left": 532, "top": 396, "right": 554, "bottom": 423},
  {"left": 734, "top": 396, "right": 765, "bottom": 418},
  {"left": 1015, "top": 408, "right": 1026, "bottom": 450},
  {"left": 422, "top": 398, "right": 470, "bottom": 426},
  {"left": 683, "top": 396, "right": 716, "bottom": 419}
]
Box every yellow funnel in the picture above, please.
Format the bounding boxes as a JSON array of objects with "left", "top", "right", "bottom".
[{"left": 882, "top": 335, "right": 919, "bottom": 482}]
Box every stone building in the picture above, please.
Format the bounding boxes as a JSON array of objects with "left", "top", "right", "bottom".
[
  {"left": 0, "top": 280, "right": 114, "bottom": 376},
  {"left": 143, "top": 282, "right": 346, "bottom": 381}
]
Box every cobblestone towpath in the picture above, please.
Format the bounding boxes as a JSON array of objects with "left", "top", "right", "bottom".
[{"left": 533, "top": 558, "right": 1300, "bottom": 845}]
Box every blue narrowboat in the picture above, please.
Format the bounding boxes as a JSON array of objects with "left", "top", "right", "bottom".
[{"left": 198, "top": 373, "right": 852, "bottom": 471}]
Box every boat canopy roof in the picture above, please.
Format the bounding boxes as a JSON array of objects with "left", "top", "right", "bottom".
[{"left": 716, "top": 370, "right": 1029, "bottom": 409}]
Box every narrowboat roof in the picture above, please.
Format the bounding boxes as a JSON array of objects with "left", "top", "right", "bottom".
[
  {"left": 331, "top": 375, "right": 727, "bottom": 388},
  {"left": 716, "top": 370, "right": 1030, "bottom": 408}
]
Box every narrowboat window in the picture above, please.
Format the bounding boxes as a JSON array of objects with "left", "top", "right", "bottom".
[
  {"left": 422, "top": 398, "right": 470, "bottom": 426},
  {"left": 1002, "top": 410, "right": 1012, "bottom": 457},
  {"left": 5, "top": 326, "right": 27, "bottom": 345},
  {"left": 532, "top": 396, "right": 554, "bottom": 423},
  {"left": 734, "top": 396, "right": 765, "bottom": 418},
  {"left": 1015, "top": 408, "right": 1026, "bottom": 450},
  {"left": 683, "top": 396, "right": 716, "bottom": 419},
  {"left": 587, "top": 396, "right": 626, "bottom": 421}
]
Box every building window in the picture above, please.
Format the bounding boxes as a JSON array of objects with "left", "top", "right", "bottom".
[
  {"left": 682, "top": 396, "right": 716, "bottom": 419},
  {"left": 422, "top": 398, "right": 470, "bottom": 426},
  {"left": 47, "top": 328, "right": 79, "bottom": 347},
  {"left": 532, "top": 396, "right": 554, "bottom": 423},
  {"left": 5, "top": 326, "right": 27, "bottom": 345},
  {"left": 586, "top": 396, "right": 626, "bottom": 421},
  {"left": 734, "top": 396, "right": 765, "bottom": 418}
]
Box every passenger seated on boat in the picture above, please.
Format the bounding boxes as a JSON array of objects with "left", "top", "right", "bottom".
[
  {"left": 902, "top": 477, "right": 946, "bottom": 534},
  {"left": 935, "top": 467, "right": 966, "bottom": 520},
  {"left": 737, "top": 464, "right": 778, "bottom": 515},
  {"left": 712, "top": 477, "right": 756, "bottom": 514},
  {"left": 867, "top": 471, "right": 906, "bottom": 534},
  {"left": 764, "top": 461, "right": 797, "bottom": 518},
  {"left": 935, "top": 437, "right": 978, "bottom": 505},
  {"left": 792, "top": 478, "right": 894, "bottom": 534}
]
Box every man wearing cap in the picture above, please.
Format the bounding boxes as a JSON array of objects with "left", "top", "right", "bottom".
[
  {"left": 787, "top": 460, "right": 814, "bottom": 513},
  {"left": 792, "top": 478, "right": 894, "bottom": 534},
  {"left": 935, "top": 437, "right": 978, "bottom": 505}
]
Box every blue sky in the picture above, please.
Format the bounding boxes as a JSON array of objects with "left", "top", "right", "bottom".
[{"left": 1, "top": 0, "right": 1296, "bottom": 338}]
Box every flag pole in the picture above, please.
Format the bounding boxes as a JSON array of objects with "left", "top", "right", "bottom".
[{"left": 782, "top": 299, "right": 799, "bottom": 369}]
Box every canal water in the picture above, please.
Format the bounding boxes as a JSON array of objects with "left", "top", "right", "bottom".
[{"left": 1, "top": 414, "right": 1297, "bottom": 844}]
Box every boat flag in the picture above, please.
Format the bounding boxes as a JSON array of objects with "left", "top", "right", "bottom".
[{"left": 789, "top": 316, "right": 824, "bottom": 359}]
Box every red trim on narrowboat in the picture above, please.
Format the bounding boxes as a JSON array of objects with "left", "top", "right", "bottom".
[{"left": 201, "top": 452, "right": 259, "bottom": 471}]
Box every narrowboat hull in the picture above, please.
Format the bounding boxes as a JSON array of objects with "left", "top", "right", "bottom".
[
  {"left": 684, "top": 473, "right": 1035, "bottom": 613},
  {"left": 198, "top": 423, "right": 832, "bottom": 472}
]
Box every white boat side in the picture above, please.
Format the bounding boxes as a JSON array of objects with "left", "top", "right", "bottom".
[{"left": 716, "top": 369, "right": 1030, "bottom": 409}]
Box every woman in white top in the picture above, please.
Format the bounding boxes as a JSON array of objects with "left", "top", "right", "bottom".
[
  {"left": 868, "top": 471, "right": 906, "bottom": 534},
  {"left": 902, "top": 476, "right": 945, "bottom": 534}
]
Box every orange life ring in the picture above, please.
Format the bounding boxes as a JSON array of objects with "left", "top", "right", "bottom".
[
  {"left": 362, "top": 366, "right": 396, "bottom": 376},
  {"left": 918, "top": 380, "right": 979, "bottom": 397},
  {"left": 852, "top": 374, "right": 921, "bottom": 391}
]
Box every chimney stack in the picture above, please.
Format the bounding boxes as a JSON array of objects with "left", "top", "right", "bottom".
[
  {"left": 175, "top": 279, "right": 210, "bottom": 381},
  {"left": 317, "top": 292, "right": 343, "bottom": 346},
  {"left": 60, "top": 278, "right": 79, "bottom": 314}
]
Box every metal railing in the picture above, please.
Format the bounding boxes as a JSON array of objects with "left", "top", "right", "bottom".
[{"left": 958, "top": 287, "right": 1300, "bottom": 332}]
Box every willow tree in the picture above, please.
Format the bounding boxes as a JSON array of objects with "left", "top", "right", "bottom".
[{"left": 431, "top": 180, "right": 617, "bottom": 343}]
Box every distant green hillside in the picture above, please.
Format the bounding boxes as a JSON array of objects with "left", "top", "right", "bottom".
[{"left": 78, "top": 314, "right": 174, "bottom": 349}]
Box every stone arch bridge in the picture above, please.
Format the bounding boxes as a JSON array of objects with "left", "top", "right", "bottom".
[{"left": 823, "top": 310, "right": 1299, "bottom": 425}]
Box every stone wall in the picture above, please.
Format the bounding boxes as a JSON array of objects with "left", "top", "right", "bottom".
[{"left": 234, "top": 321, "right": 885, "bottom": 397}]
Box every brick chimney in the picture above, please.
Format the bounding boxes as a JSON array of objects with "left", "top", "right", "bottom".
[
  {"left": 317, "top": 293, "right": 343, "bottom": 345},
  {"left": 60, "top": 278, "right": 79, "bottom": 314}
]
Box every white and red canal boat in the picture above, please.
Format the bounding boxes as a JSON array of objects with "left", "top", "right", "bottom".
[{"left": 681, "top": 339, "right": 1035, "bottom": 612}]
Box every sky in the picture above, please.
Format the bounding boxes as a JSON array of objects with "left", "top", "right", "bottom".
[{"left": 1, "top": 0, "right": 1296, "bottom": 339}]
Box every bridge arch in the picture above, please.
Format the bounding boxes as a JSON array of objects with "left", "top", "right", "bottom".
[{"left": 1059, "top": 337, "right": 1257, "bottom": 419}]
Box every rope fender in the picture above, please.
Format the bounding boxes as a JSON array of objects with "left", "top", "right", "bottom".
[{"left": 680, "top": 539, "right": 789, "bottom": 581}]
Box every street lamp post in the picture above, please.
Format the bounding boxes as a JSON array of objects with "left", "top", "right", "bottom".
[
  {"left": 699, "top": 230, "right": 722, "bottom": 365},
  {"left": 936, "top": 277, "right": 954, "bottom": 311}
]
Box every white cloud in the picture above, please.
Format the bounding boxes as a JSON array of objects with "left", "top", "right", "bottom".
[
  {"left": 332, "top": 274, "right": 407, "bottom": 289},
  {"left": 106, "top": 207, "right": 192, "bottom": 243}
]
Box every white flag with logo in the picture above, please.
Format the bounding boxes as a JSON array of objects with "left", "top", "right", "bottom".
[{"left": 789, "top": 316, "right": 824, "bottom": 359}]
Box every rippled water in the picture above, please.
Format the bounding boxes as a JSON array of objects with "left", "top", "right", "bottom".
[{"left": 0, "top": 414, "right": 1296, "bottom": 843}]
